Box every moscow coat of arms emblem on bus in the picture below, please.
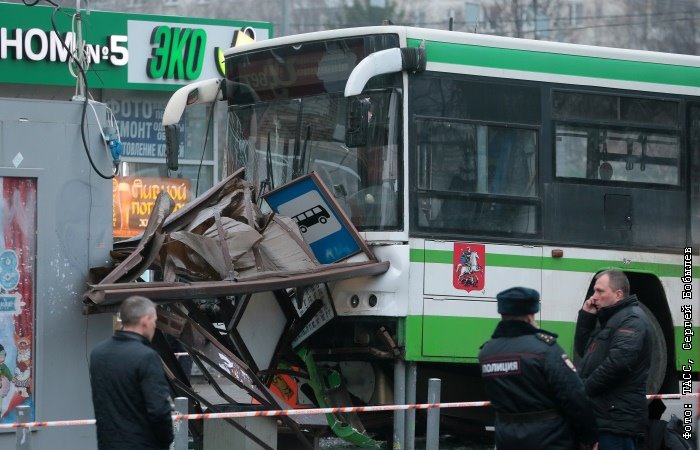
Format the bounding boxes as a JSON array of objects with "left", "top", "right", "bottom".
[{"left": 452, "top": 243, "right": 485, "bottom": 292}]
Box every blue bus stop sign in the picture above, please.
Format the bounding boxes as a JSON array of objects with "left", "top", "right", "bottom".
[{"left": 264, "top": 175, "right": 361, "bottom": 264}]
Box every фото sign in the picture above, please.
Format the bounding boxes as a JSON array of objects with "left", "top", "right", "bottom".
[
  {"left": 0, "top": 3, "right": 272, "bottom": 91},
  {"left": 107, "top": 98, "right": 185, "bottom": 158}
]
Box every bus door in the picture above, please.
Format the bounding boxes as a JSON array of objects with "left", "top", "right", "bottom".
[{"left": 421, "top": 240, "right": 542, "bottom": 359}]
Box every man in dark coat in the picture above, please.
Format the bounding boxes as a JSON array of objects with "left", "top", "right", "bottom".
[
  {"left": 575, "top": 269, "right": 651, "bottom": 450},
  {"left": 479, "top": 287, "right": 599, "bottom": 450},
  {"left": 89, "top": 295, "right": 173, "bottom": 450}
]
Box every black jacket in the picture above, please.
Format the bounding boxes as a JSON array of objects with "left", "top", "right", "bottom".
[
  {"left": 574, "top": 295, "right": 651, "bottom": 436},
  {"left": 479, "top": 320, "right": 598, "bottom": 450},
  {"left": 90, "top": 331, "right": 174, "bottom": 450}
]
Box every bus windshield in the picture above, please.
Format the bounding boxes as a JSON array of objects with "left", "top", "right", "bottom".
[
  {"left": 227, "top": 90, "right": 401, "bottom": 231},
  {"left": 224, "top": 35, "right": 402, "bottom": 232}
]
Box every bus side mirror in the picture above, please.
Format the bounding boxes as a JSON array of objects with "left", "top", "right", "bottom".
[
  {"left": 345, "top": 98, "right": 370, "bottom": 148},
  {"left": 165, "top": 124, "right": 179, "bottom": 171}
]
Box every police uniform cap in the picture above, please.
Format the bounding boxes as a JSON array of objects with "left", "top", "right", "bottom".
[{"left": 497, "top": 287, "right": 540, "bottom": 315}]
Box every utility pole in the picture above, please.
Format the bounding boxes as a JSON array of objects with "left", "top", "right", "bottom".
[
  {"left": 644, "top": 0, "right": 651, "bottom": 49},
  {"left": 513, "top": 0, "right": 522, "bottom": 37},
  {"left": 282, "top": 0, "right": 290, "bottom": 36},
  {"left": 533, "top": 0, "right": 538, "bottom": 39},
  {"left": 75, "top": 0, "right": 86, "bottom": 99}
]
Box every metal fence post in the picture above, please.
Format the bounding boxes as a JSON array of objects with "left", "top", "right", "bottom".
[
  {"left": 425, "top": 378, "right": 441, "bottom": 450},
  {"left": 15, "top": 405, "right": 31, "bottom": 450},
  {"left": 405, "top": 362, "right": 417, "bottom": 450},
  {"left": 393, "top": 359, "right": 406, "bottom": 449},
  {"left": 172, "top": 397, "right": 188, "bottom": 450}
]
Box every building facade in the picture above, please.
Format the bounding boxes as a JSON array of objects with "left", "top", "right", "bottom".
[{"left": 0, "top": 1, "right": 272, "bottom": 237}]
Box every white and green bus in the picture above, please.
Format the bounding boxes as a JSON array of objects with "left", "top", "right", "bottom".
[{"left": 164, "top": 25, "right": 699, "bottom": 443}]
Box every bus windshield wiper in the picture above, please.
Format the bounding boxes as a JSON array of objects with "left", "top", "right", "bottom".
[
  {"left": 295, "top": 124, "right": 312, "bottom": 179},
  {"left": 262, "top": 130, "right": 274, "bottom": 194}
]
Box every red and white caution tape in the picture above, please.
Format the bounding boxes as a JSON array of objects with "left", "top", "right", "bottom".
[
  {"left": 1, "top": 393, "right": 697, "bottom": 429},
  {"left": 170, "top": 400, "right": 493, "bottom": 422},
  {"left": 0, "top": 418, "right": 97, "bottom": 429}
]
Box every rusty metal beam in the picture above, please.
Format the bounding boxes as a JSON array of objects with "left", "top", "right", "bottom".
[{"left": 84, "top": 260, "right": 389, "bottom": 311}]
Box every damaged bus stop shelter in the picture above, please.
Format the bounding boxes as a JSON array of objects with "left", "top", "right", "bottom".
[{"left": 83, "top": 169, "right": 390, "bottom": 449}]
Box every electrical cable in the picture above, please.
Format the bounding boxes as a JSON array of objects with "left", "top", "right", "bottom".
[
  {"left": 47, "top": 3, "right": 117, "bottom": 179},
  {"left": 195, "top": 81, "right": 223, "bottom": 197},
  {"left": 24, "top": 0, "right": 117, "bottom": 179}
]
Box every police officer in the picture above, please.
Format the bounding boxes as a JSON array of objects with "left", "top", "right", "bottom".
[{"left": 479, "top": 287, "right": 599, "bottom": 450}]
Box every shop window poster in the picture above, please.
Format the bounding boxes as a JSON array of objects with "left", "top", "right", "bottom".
[{"left": 0, "top": 177, "right": 36, "bottom": 425}]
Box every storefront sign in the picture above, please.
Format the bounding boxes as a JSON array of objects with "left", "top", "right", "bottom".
[
  {"left": 0, "top": 27, "right": 127, "bottom": 66},
  {"left": 113, "top": 176, "right": 191, "bottom": 238},
  {"left": 107, "top": 99, "right": 185, "bottom": 159},
  {"left": 0, "top": 3, "right": 272, "bottom": 91},
  {"left": 146, "top": 26, "right": 207, "bottom": 80},
  {"left": 128, "top": 20, "right": 260, "bottom": 85}
]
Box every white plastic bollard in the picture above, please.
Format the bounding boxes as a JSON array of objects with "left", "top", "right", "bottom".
[
  {"left": 426, "top": 378, "right": 441, "bottom": 450},
  {"left": 15, "top": 405, "right": 31, "bottom": 450},
  {"left": 172, "top": 397, "right": 188, "bottom": 450}
]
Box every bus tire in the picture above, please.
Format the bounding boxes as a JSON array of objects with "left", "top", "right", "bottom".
[{"left": 639, "top": 302, "right": 667, "bottom": 395}]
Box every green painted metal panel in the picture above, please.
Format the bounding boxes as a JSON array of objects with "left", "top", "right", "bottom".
[
  {"left": 539, "top": 320, "right": 576, "bottom": 356},
  {"left": 406, "top": 314, "right": 696, "bottom": 372},
  {"left": 407, "top": 38, "right": 700, "bottom": 89},
  {"left": 405, "top": 314, "right": 423, "bottom": 361},
  {"left": 418, "top": 316, "right": 575, "bottom": 360},
  {"left": 422, "top": 315, "right": 498, "bottom": 358}
]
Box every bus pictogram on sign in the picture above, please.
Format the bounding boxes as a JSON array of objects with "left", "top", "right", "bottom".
[{"left": 292, "top": 205, "right": 330, "bottom": 233}]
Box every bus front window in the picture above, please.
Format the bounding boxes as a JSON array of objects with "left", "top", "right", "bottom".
[{"left": 227, "top": 91, "right": 401, "bottom": 232}]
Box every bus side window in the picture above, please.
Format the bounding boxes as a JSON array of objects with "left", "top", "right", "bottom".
[
  {"left": 415, "top": 118, "right": 538, "bottom": 235},
  {"left": 690, "top": 105, "right": 700, "bottom": 247},
  {"left": 488, "top": 128, "right": 537, "bottom": 197}
]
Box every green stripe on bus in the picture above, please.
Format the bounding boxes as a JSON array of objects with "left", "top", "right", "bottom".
[
  {"left": 407, "top": 38, "right": 700, "bottom": 88},
  {"left": 406, "top": 315, "right": 698, "bottom": 371},
  {"left": 406, "top": 315, "right": 575, "bottom": 360},
  {"left": 410, "top": 248, "right": 690, "bottom": 278}
]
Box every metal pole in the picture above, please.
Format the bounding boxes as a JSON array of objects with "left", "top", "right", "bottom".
[
  {"left": 15, "top": 405, "right": 31, "bottom": 450},
  {"left": 75, "top": 0, "right": 85, "bottom": 99},
  {"left": 393, "top": 359, "right": 406, "bottom": 450},
  {"left": 532, "top": 0, "right": 538, "bottom": 40},
  {"left": 172, "top": 397, "right": 188, "bottom": 450},
  {"left": 426, "top": 378, "right": 441, "bottom": 450},
  {"left": 404, "top": 362, "right": 417, "bottom": 450},
  {"left": 281, "top": 0, "right": 290, "bottom": 36}
]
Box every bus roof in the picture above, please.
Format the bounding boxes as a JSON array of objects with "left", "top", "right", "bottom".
[{"left": 224, "top": 26, "right": 700, "bottom": 95}]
